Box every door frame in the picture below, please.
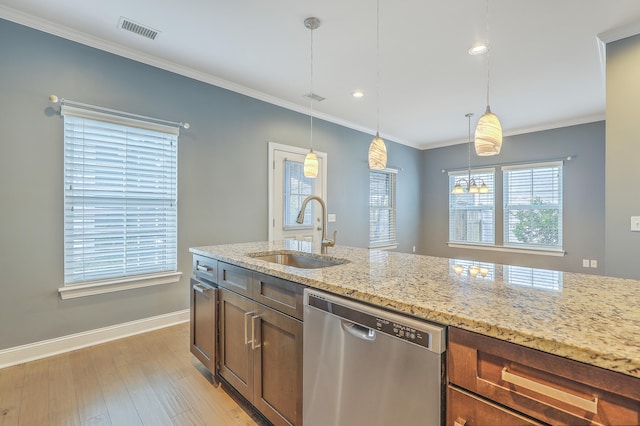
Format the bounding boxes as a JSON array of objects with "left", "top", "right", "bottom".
[{"left": 268, "top": 142, "right": 328, "bottom": 242}]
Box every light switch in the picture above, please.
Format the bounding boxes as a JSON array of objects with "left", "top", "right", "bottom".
[
  {"left": 590, "top": 259, "right": 597, "bottom": 268},
  {"left": 328, "top": 213, "right": 337, "bottom": 223},
  {"left": 582, "top": 259, "right": 589, "bottom": 268},
  {"left": 632, "top": 216, "right": 640, "bottom": 232}
]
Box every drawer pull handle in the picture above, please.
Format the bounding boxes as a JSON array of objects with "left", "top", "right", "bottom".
[
  {"left": 196, "top": 264, "right": 212, "bottom": 272},
  {"left": 193, "top": 284, "right": 209, "bottom": 294},
  {"left": 501, "top": 367, "right": 598, "bottom": 414},
  {"left": 454, "top": 418, "right": 467, "bottom": 426}
]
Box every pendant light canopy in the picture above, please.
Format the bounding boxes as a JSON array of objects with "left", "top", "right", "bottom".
[
  {"left": 474, "top": 0, "right": 502, "bottom": 157},
  {"left": 368, "top": 0, "right": 387, "bottom": 170},
  {"left": 303, "top": 17, "right": 320, "bottom": 178}
]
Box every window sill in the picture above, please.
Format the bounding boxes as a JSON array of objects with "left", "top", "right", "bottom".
[
  {"left": 447, "top": 242, "right": 565, "bottom": 257},
  {"left": 58, "top": 271, "right": 183, "bottom": 300}
]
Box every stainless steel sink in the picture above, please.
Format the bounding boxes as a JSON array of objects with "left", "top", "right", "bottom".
[{"left": 248, "top": 251, "right": 346, "bottom": 269}]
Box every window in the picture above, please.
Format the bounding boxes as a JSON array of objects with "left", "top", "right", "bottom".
[
  {"left": 369, "top": 169, "right": 397, "bottom": 248},
  {"left": 283, "top": 160, "right": 315, "bottom": 228},
  {"left": 449, "top": 169, "right": 495, "bottom": 244},
  {"left": 63, "top": 105, "right": 178, "bottom": 287},
  {"left": 503, "top": 162, "right": 563, "bottom": 250}
]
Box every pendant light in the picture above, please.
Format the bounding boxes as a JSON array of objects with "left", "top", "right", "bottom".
[
  {"left": 368, "top": 0, "right": 387, "bottom": 170},
  {"left": 303, "top": 17, "right": 320, "bottom": 178},
  {"left": 452, "top": 113, "right": 490, "bottom": 194},
  {"left": 474, "top": 0, "right": 502, "bottom": 156}
]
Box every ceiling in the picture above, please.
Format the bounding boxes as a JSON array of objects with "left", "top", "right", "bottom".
[{"left": 2, "top": 1, "right": 640, "bottom": 150}]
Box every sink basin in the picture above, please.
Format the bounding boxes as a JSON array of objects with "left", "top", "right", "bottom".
[{"left": 248, "top": 251, "right": 346, "bottom": 269}]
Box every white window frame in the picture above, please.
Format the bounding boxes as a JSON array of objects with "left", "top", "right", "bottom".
[
  {"left": 503, "top": 161, "right": 563, "bottom": 251},
  {"left": 369, "top": 168, "right": 397, "bottom": 249},
  {"left": 58, "top": 105, "right": 181, "bottom": 299},
  {"left": 448, "top": 168, "right": 496, "bottom": 245}
]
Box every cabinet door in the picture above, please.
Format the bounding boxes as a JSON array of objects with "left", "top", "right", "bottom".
[
  {"left": 252, "top": 305, "right": 303, "bottom": 426},
  {"left": 219, "top": 288, "right": 254, "bottom": 402},
  {"left": 190, "top": 278, "right": 217, "bottom": 372},
  {"left": 448, "top": 386, "right": 543, "bottom": 426}
]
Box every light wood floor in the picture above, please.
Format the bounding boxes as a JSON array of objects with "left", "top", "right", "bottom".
[{"left": 0, "top": 323, "right": 267, "bottom": 426}]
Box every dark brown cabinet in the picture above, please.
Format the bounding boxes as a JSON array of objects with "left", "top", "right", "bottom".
[
  {"left": 448, "top": 327, "right": 640, "bottom": 426},
  {"left": 217, "top": 264, "right": 304, "bottom": 426},
  {"left": 190, "top": 256, "right": 218, "bottom": 373}
]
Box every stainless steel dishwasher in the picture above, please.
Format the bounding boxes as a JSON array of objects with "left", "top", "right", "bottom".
[{"left": 303, "top": 288, "right": 446, "bottom": 426}]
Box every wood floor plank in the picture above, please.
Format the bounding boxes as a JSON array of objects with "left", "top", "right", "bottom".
[
  {"left": 110, "top": 336, "right": 174, "bottom": 426},
  {"left": 0, "top": 323, "right": 260, "bottom": 426},
  {"left": 48, "top": 353, "right": 81, "bottom": 426},
  {"left": 89, "top": 343, "right": 142, "bottom": 426},
  {"left": 0, "top": 364, "right": 25, "bottom": 426},
  {"left": 17, "top": 358, "right": 49, "bottom": 426},
  {"left": 69, "top": 348, "right": 110, "bottom": 424}
]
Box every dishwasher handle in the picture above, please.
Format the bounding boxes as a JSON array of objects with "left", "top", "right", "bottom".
[{"left": 341, "top": 320, "right": 376, "bottom": 341}]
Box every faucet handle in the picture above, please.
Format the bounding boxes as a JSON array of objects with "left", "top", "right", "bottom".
[{"left": 327, "top": 230, "right": 337, "bottom": 247}]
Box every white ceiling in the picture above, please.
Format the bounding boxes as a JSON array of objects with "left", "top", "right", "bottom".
[{"left": 2, "top": 1, "right": 640, "bottom": 149}]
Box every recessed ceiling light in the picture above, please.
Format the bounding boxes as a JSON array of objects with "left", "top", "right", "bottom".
[
  {"left": 468, "top": 44, "right": 489, "bottom": 56},
  {"left": 352, "top": 90, "right": 364, "bottom": 98}
]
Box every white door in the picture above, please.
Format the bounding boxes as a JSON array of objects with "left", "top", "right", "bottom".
[{"left": 268, "top": 142, "right": 327, "bottom": 248}]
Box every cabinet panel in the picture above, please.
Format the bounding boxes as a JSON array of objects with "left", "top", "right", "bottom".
[
  {"left": 218, "top": 262, "right": 254, "bottom": 297},
  {"left": 254, "top": 272, "right": 305, "bottom": 320},
  {"left": 190, "top": 278, "right": 217, "bottom": 373},
  {"left": 253, "top": 304, "right": 303, "bottom": 426},
  {"left": 219, "top": 288, "right": 254, "bottom": 401},
  {"left": 449, "top": 327, "right": 640, "bottom": 425},
  {"left": 448, "top": 386, "right": 543, "bottom": 426}
]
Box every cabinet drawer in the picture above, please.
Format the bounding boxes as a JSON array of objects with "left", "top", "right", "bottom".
[
  {"left": 192, "top": 254, "right": 217, "bottom": 284},
  {"left": 254, "top": 272, "right": 305, "bottom": 320},
  {"left": 448, "top": 386, "right": 542, "bottom": 426},
  {"left": 448, "top": 327, "right": 640, "bottom": 426},
  {"left": 218, "top": 262, "right": 254, "bottom": 298}
]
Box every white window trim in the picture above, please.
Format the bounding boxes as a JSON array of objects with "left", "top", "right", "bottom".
[
  {"left": 448, "top": 168, "right": 496, "bottom": 245},
  {"left": 58, "top": 272, "right": 182, "bottom": 300},
  {"left": 61, "top": 103, "right": 180, "bottom": 295}
]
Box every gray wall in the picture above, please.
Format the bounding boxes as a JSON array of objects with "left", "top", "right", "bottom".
[
  {"left": 0, "top": 19, "right": 421, "bottom": 349},
  {"left": 605, "top": 33, "right": 640, "bottom": 279},
  {"left": 420, "top": 122, "right": 606, "bottom": 274}
]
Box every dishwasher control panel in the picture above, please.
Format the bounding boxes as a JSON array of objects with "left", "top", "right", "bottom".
[{"left": 307, "top": 293, "right": 434, "bottom": 349}]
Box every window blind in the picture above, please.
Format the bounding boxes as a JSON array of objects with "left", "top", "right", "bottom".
[
  {"left": 448, "top": 169, "right": 495, "bottom": 244},
  {"left": 63, "top": 111, "right": 178, "bottom": 285},
  {"left": 369, "top": 169, "right": 397, "bottom": 248},
  {"left": 503, "top": 162, "right": 563, "bottom": 250}
]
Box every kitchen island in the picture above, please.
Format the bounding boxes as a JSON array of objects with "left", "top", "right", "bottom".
[{"left": 190, "top": 240, "right": 640, "bottom": 379}]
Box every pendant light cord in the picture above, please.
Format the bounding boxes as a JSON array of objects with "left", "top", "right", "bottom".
[
  {"left": 467, "top": 113, "right": 473, "bottom": 182},
  {"left": 309, "top": 25, "right": 314, "bottom": 151},
  {"left": 485, "top": 0, "right": 491, "bottom": 108},
  {"left": 376, "top": 0, "right": 380, "bottom": 134}
]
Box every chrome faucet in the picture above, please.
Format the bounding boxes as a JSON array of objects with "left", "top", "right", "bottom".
[{"left": 296, "top": 195, "right": 337, "bottom": 254}]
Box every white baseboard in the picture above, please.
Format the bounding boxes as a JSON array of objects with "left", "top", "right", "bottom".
[{"left": 0, "top": 309, "right": 190, "bottom": 369}]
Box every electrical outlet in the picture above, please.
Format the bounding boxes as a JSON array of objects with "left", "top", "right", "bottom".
[
  {"left": 631, "top": 216, "right": 640, "bottom": 232},
  {"left": 590, "top": 259, "right": 598, "bottom": 268},
  {"left": 328, "top": 213, "right": 336, "bottom": 223},
  {"left": 582, "top": 259, "right": 590, "bottom": 268},
  {"left": 412, "top": 246, "right": 416, "bottom": 253}
]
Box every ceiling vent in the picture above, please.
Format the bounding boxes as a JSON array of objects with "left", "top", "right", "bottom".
[
  {"left": 118, "top": 17, "right": 160, "bottom": 40},
  {"left": 304, "top": 92, "right": 326, "bottom": 102}
]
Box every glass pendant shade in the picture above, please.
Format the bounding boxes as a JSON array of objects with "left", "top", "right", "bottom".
[
  {"left": 479, "top": 182, "right": 489, "bottom": 193},
  {"left": 474, "top": 106, "right": 502, "bottom": 156},
  {"left": 451, "top": 184, "right": 464, "bottom": 195},
  {"left": 468, "top": 183, "right": 479, "bottom": 194},
  {"left": 304, "top": 150, "right": 319, "bottom": 177},
  {"left": 368, "top": 132, "right": 387, "bottom": 169}
]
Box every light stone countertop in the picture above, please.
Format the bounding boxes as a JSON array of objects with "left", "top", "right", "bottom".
[{"left": 190, "top": 240, "right": 640, "bottom": 379}]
